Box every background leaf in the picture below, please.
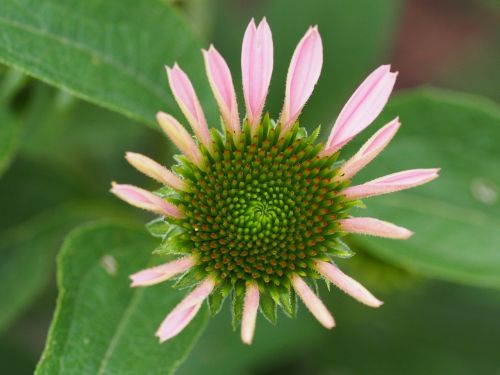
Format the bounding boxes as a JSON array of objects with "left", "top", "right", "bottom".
[
  {"left": 0, "top": 108, "right": 20, "bottom": 177},
  {"left": 179, "top": 278, "right": 500, "bottom": 375},
  {"left": 0, "top": 202, "right": 127, "bottom": 333},
  {"left": 36, "top": 221, "right": 208, "bottom": 375},
  {"left": 0, "top": 0, "right": 215, "bottom": 127},
  {"left": 346, "top": 88, "right": 500, "bottom": 289}
]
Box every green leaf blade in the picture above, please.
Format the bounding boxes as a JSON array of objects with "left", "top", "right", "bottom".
[
  {"left": 36, "top": 221, "right": 208, "bottom": 375},
  {"left": 0, "top": 108, "right": 20, "bottom": 177},
  {"left": 350, "top": 88, "right": 500, "bottom": 289},
  {"left": 0, "top": 0, "right": 214, "bottom": 127}
]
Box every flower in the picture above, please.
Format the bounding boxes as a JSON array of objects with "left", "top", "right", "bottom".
[{"left": 111, "top": 17, "right": 439, "bottom": 345}]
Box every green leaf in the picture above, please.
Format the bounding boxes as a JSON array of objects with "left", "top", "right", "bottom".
[
  {"left": 181, "top": 280, "right": 500, "bottom": 375},
  {"left": 0, "top": 108, "right": 20, "bottom": 177},
  {"left": 36, "top": 221, "right": 208, "bottom": 375},
  {"left": 0, "top": 66, "right": 28, "bottom": 102},
  {"left": 350, "top": 88, "right": 500, "bottom": 289},
  {"left": 0, "top": 0, "right": 215, "bottom": 127},
  {"left": 0, "top": 201, "right": 128, "bottom": 333}
]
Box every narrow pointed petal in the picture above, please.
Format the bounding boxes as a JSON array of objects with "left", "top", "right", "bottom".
[
  {"left": 323, "top": 65, "right": 398, "bottom": 155},
  {"left": 281, "top": 26, "right": 323, "bottom": 130},
  {"left": 291, "top": 274, "right": 335, "bottom": 329},
  {"left": 166, "top": 64, "right": 212, "bottom": 150},
  {"left": 339, "top": 217, "right": 413, "bottom": 239},
  {"left": 156, "top": 278, "right": 215, "bottom": 342},
  {"left": 339, "top": 118, "right": 401, "bottom": 180},
  {"left": 125, "top": 152, "right": 187, "bottom": 191},
  {"left": 130, "top": 256, "right": 196, "bottom": 287},
  {"left": 241, "top": 18, "right": 273, "bottom": 127},
  {"left": 110, "top": 183, "right": 184, "bottom": 219},
  {"left": 241, "top": 283, "right": 260, "bottom": 345},
  {"left": 203, "top": 45, "right": 240, "bottom": 135},
  {"left": 343, "top": 168, "right": 440, "bottom": 200},
  {"left": 315, "top": 261, "right": 383, "bottom": 307},
  {"left": 156, "top": 112, "right": 203, "bottom": 166}
]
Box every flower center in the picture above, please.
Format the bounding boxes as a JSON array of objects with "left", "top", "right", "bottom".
[{"left": 175, "top": 119, "right": 350, "bottom": 289}]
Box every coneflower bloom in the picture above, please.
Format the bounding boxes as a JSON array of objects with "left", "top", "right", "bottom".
[{"left": 111, "top": 18, "right": 439, "bottom": 345}]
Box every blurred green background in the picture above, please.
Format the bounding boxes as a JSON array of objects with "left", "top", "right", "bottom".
[{"left": 0, "top": 0, "right": 499, "bottom": 374}]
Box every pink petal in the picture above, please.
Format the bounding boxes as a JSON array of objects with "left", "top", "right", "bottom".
[
  {"left": 241, "top": 283, "right": 260, "bottom": 345},
  {"left": 125, "top": 152, "right": 187, "bottom": 191},
  {"left": 343, "top": 168, "right": 440, "bottom": 200},
  {"left": 291, "top": 274, "right": 335, "bottom": 329},
  {"left": 315, "top": 261, "right": 382, "bottom": 307},
  {"left": 156, "top": 112, "right": 203, "bottom": 166},
  {"left": 339, "top": 118, "right": 401, "bottom": 180},
  {"left": 156, "top": 278, "right": 215, "bottom": 342},
  {"left": 241, "top": 18, "right": 273, "bottom": 128},
  {"left": 130, "top": 256, "right": 196, "bottom": 287},
  {"left": 281, "top": 26, "right": 323, "bottom": 130},
  {"left": 166, "top": 64, "right": 212, "bottom": 150},
  {"left": 339, "top": 217, "right": 413, "bottom": 239},
  {"left": 203, "top": 45, "right": 240, "bottom": 135},
  {"left": 323, "top": 65, "right": 398, "bottom": 155},
  {"left": 110, "top": 183, "right": 184, "bottom": 219}
]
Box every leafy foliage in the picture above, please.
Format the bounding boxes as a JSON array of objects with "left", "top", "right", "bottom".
[
  {"left": 36, "top": 221, "right": 208, "bottom": 375},
  {"left": 0, "top": 108, "right": 19, "bottom": 177},
  {"left": 0, "top": 0, "right": 215, "bottom": 127},
  {"left": 349, "top": 88, "right": 500, "bottom": 288},
  {"left": 0, "top": 202, "right": 128, "bottom": 333}
]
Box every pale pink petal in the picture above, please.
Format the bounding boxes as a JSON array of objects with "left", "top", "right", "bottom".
[
  {"left": 156, "top": 278, "right": 215, "bottom": 342},
  {"left": 343, "top": 168, "right": 440, "bottom": 200},
  {"left": 110, "top": 183, "right": 184, "bottom": 219},
  {"left": 241, "top": 283, "right": 260, "bottom": 345},
  {"left": 315, "top": 260, "right": 383, "bottom": 307},
  {"left": 339, "top": 118, "right": 401, "bottom": 180},
  {"left": 166, "top": 64, "right": 212, "bottom": 150},
  {"left": 125, "top": 152, "right": 187, "bottom": 191},
  {"left": 241, "top": 18, "right": 273, "bottom": 127},
  {"left": 323, "top": 65, "right": 398, "bottom": 155},
  {"left": 203, "top": 45, "right": 240, "bottom": 134},
  {"left": 130, "top": 256, "right": 196, "bottom": 287},
  {"left": 281, "top": 26, "right": 323, "bottom": 130},
  {"left": 339, "top": 217, "right": 413, "bottom": 239},
  {"left": 291, "top": 274, "right": 335, "bottom": 329},
  {"left": 156, "top": 112, "right": 203, "bottom": 166}
]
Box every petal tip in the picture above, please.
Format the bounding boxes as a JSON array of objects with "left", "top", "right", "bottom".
[
  {"left": 401, "top": 229, "right": 414, "bottom": 239},
  {"left": 156, "top": 331, "right": 169, "bottom": 343},
  {"left": 241, "top": 337, "right": 253, "bottom": 345},
  {"left": 325, "top": 318, "right": 336, "bottom": 329},
  {"left": 156, "top": 111, "right": 167, "bottom": 121}
]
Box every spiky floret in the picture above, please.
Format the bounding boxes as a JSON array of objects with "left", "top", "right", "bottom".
[{"left": 149, "top": 116, "right": 357, "bottom": 322}]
